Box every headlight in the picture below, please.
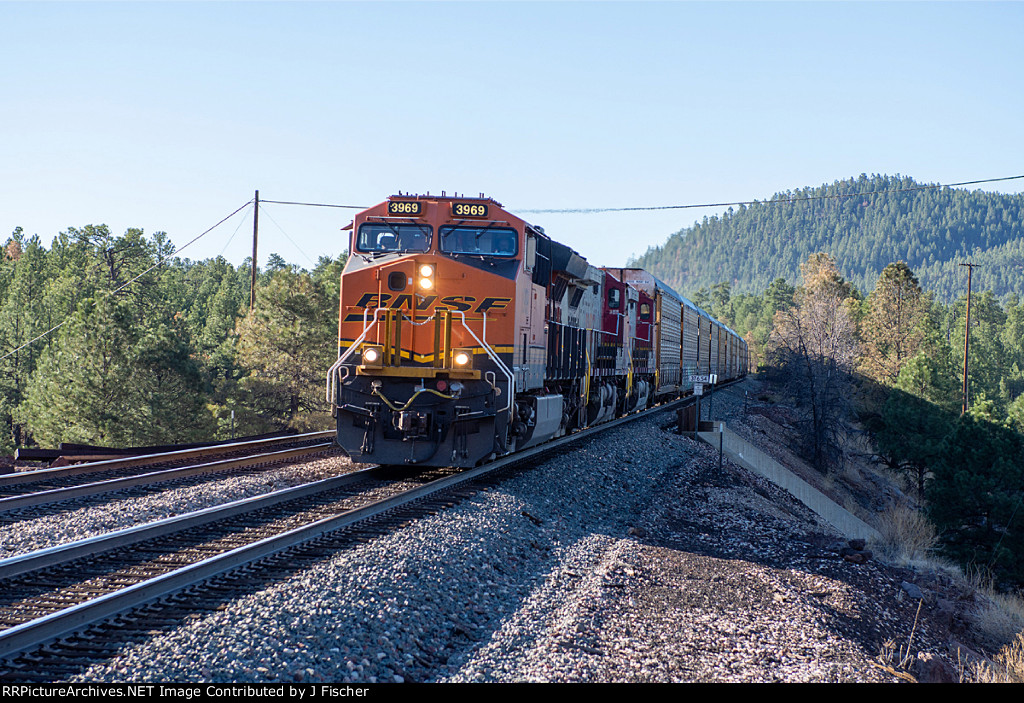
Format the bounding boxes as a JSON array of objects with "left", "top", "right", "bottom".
[
  {"left": 361, "top": 344, "right": 384, "bottom": 368},
  {"left": 452, "top": 348, "right": 472, "bottom": 367},
  {"left": 418, "top": 262, "right": 435, "bottom": 290}
]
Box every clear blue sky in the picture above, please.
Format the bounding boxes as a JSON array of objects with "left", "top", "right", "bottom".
[{"left": 3, "top": 1, "right": 1022, "bottom": 271}]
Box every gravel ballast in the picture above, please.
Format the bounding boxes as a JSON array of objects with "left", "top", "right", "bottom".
[
  {"left": 13, "top": 382, "right": 966, "bottom": 682},
  {"left": 0, "top": 454, "right": 356, "bottom": 558}
]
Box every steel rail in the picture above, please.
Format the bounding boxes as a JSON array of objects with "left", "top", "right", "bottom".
[
  {"left": 0, "top": 442, "right": 334, "bottom": 513},
  {"left": 0, "top": 465, "right": 380, "bottom": 581},
  {"left": 0, "top": 380, "right": 738, "bottom": 661},
  {"left": 0, "top": 431, "right": 334, "bottom": 488}
]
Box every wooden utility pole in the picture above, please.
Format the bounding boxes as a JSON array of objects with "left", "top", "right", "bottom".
[
  {"left": 959, "top": 262, "right": 980, "bottom": 414},
  {"left": 250, "top": 190, "right": 259, "bottom": 311}
]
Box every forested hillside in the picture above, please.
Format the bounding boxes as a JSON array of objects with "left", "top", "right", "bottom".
[{"left": 630, "top": 174, "right": 1024, "bottom": 301}]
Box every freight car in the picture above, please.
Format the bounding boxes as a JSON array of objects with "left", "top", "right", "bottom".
[{"left": 327, "top": 194, "right": 747, "bottom": 467}]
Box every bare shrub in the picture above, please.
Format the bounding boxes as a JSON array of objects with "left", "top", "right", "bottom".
[{"left": 766, "top": 253, "right": 859, "bottom": 474}]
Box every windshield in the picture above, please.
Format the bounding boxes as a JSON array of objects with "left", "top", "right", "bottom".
[
  {"left": 439, "top": 225, "right": 518, "bottom": 257},
  {"left": 356, "top": 223, "right": 432, "bottom": 253}
]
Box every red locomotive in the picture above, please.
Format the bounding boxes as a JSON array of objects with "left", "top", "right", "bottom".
[{"left": 327, "top": 194, "right": 747, "bottom": 467}]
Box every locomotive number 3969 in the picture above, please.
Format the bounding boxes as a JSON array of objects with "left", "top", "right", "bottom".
[
  {"left": 452, "top": 203, "right": 488, "bottom": 217},
  {"left": 388, "top": 201, "right": 422, "bottom": 215}
]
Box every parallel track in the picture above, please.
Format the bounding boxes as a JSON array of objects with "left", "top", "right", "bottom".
[
  {"left": 0, "top": 433, "right": 334, "bottom": 514},
  {"left": 0, "top": 464, "right": 453, "bottom": 665}
]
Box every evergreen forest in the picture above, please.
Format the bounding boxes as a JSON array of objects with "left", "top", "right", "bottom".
[
  {"left": 0, "top": 225, "right": 345, "bottom": 454},
  {"left": 630, "top": 174, "right": 1024, "bottom": 302}
]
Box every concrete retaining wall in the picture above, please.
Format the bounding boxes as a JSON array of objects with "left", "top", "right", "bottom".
[{"left": 698, "top": 422, "right": 879, "bottom": 541}]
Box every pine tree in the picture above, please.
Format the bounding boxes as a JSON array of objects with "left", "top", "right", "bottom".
[
  {"left": 18, "top": 292, "right": 211, "bottom": 447},
  {"left": 20, "top": 293, "right": 146, "bottom": 446},
  {"left": 235, "top": 269, "right": 336, "bottom": 432},
  {"left": 927, "top": 411, "right": 1024, "bottom": 587},
  {"left": 0, "top": 232, "right": 53, "bottom": 449},
  {"left": 861, "top": 262, "right": 928, "bottom": 385}
]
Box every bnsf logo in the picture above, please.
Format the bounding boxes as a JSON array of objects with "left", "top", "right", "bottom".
[{"left": 350, "top": 293, "right": 511, "bottom": 314}]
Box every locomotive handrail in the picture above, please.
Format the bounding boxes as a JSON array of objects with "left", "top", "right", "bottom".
[
  {"left": 583, "top": 347, "right": 592, "bottom": 403},
  {"left": 626, "top": 339, "right": 634, "bottom": 401},
  {"left": 460, "top": 310, "right": 515, "bottom": 417},
  {"left": 327, "top": 306, "right": 516, "bottom": 416},
  {"left": 326, "top": 306, "right": 390, "bottom": 404},
  {"left": 327, "top": 365, "right": 350, "bottom": 406},
  {"left": 546, "top": 318, "right": 620, "bottom": 338}
]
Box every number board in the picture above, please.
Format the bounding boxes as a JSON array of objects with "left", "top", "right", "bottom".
[
  {"left": 452, "top": 202, "right": 488, "bottom": 218},
  {"left": 388, "top": 201, "right": 422, "bottom": 216}
]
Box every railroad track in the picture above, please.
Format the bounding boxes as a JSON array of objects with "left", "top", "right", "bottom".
[
  {"left": 0, "top": 463, "right": 457, "bottom": 671},
  {"left": 0, "top": 387, "right": 731, "bottom": 678},
  {"left": 0, "top": 432, "right": 335, "bottom": 515}
]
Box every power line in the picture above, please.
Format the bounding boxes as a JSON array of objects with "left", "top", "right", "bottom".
[
  {"left": 256, "top": 174, "right": 1024, "bottom": 216},
  {"left": 0, "top": 200, "right": 253, "bottom": 362},
  {"left": 218, "top": 205, "right": 253, "bottom": 258},
  {"left": 260, "top": 199, "right": 366, "bottom": 209},
  {"left": 513, "top": 173, "right": 1024, "bottom": 214},
  {"left": 257, "top": 203, "right": 319, "bottom": 268}
]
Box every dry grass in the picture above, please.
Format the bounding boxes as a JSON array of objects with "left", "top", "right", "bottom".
[
  {"left": 968, "top": 585, "right": 1024, "bottom": 652},
  {"left": 871, "top": 507, "right": 1024, "bottom": 655},
  {"left": 871, "top": 504, "right": 937, "bottom": 565},
  {"left": 887, "top": 470, "right": 920, "bottom": 502},
  {"left": 974, "top": 632, "right": 1024, "bottom": 683},
  {"left": 839, "top": 426, "right": 876, "bottom": 459}
]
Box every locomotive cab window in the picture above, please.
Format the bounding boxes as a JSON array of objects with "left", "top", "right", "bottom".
[
  {"left": 608, "top": 287, "right": 621, "bottom": 309},
  {"left": 639, "top": 302, "right": 651, "bottom": 321},
  {"left": 356, "top": 223, "right": 432, "bottom": 254},
  {"left": 439, "top": 226, "right": 517, "bottom": 257}
]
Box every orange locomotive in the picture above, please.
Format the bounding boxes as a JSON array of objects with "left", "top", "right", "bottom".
[{"left": 327, "top": 193, "right": 748, "bottom": 467}]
